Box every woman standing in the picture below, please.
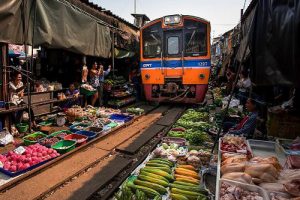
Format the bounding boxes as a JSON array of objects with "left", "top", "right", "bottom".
[
  {"left": 98, "top": 63, "right": 111, "bottom": 106},
  {"left": 89, "top": 62, "right": 100, "bottom": 106}
]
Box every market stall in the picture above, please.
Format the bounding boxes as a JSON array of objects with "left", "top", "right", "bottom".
[
  {"left": 111, "top": 86, "right": 300, "bottom": 200},
  {"left": 106, "top": 76, "right": 136, "bottom": 108},
  {"left": 113, "top": 105, "right": 216, "bottom": 200},
  {"left": 0, "top": 105, "right": 145, "bottom": 180}
]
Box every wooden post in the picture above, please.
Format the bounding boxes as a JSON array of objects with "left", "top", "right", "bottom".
[
  {"left": 1, "top": 43, "right": 8, "bottom": 102},
  {"left": 1, "top": 43, "right": 10, "bottom": 129}
]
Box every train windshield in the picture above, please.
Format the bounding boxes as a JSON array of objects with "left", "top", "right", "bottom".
[
  {"left": 184, "top": 19, "right": 207, "bottom": 56},
  {"left": 143, "top": 23, "right": 162, "bottom": 58}
]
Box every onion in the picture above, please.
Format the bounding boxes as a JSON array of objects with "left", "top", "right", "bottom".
[
  {"left": 189, "top": 150, "right": 199, "bottom": 156},
  {"left": 167, "top": 155, "right": 177, "bottom": 162},
  {"left": 187, "top": 155, "right": 200, "bottom": 163}
]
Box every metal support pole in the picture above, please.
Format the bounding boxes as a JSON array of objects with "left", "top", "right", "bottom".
[
  {"left": 112, "top": 31, "right": 115, "bottom": 78},
  {"left": 27, "top": 0, "right": 37, "bottom": 131},
  {"left": 134, "top": 0, "right": 136, "bottom": 14}
]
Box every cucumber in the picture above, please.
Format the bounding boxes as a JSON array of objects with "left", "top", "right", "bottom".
[
  {"left": 148, "top": 159, "right": 174, "bottom": 167},
  {"left": 143, "top": 166, "right": 172, "bottom": 174},
  {"left": 146, "top": 162, "right": 171, "bottom": 169},
  {"left": 169, "top": 184, "right": 208, "bottom": 194},
  {"left": 170, "top": 193, "right": 189, "bottom": 200},
  {"left": 141, "top": 168, "right": 174, "bottom": 181},
  {"left": 128, "top": 183, "right": 160, "bottom": 198},
  {"left": 173, "top": 181, "right": 199, "bottom": 187},
  {"left": 134, "top": 180, "right": 167, "bottom": 194},
  {"left": 138, "top": 175, "right": 169, "bottom": 187},
  {"left": 139, "top": 171, "right": 169, "bottom": 183},
  {"left": 171, "top": 188, "right": 207, "bottom": 200}
]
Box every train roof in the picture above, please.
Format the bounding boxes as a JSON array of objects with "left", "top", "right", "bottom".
[{"left": 142, "top": 14, "right": 210, "bottom": 29}]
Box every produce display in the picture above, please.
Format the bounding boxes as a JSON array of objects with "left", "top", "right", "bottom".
[
  {"left": 152, "top": 143, "right": 187, "bottom": 162},
  {"left": 81, "top": 84, "right": 96, "bottom": 91},
  {"left": 126, "top": 107, "right": 145, "bottom": 115},
  {"left": 0, "top": 144, "right": 59, "bottom": 173},
  {"left": 55, "top": 132, "right": 69, "bottom": 139},
  {"left": 176, "top": 150, "right": 211, "bottom": 168},
  {"left": 25, "top": 135, "right": 45, "bottom": 141},
  {"left": 174, "top": 119, "right": 210, "bottom": 131},
  {"left": 73, "top": 125, "right": 86, "bottom": 130},
  {"left": 108, "top": 97, "right": 136, "bottom": 107},
  {"left": 0, "top": 105, "right": 135, "bottom": 177},
  {"left": 116, "top": 156, "right": 210, "bottom": 200},
  {"left": 167, "top": 109, "right": 213, "bottom": 147},
  {"left": 111, "top": 91, "right": 131, "bottom": 98},
  {"left": 168, "top": 128, "right": 213, "bottom": 146},
  {"left": 39, "top": 137, "right": 60, "bottom": 147}
]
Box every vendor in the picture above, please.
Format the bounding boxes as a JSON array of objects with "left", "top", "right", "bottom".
[
  {"left": 129, "top": 64, "right": 141, "bottom": 101},
  {"left": 236, "top": 70, "right": 251, "bottom": 105},
  {"left": 89, "top": 62, "right": 100, "bottom": 106},
  {"left": 66, "top": 83, "right": 79, "bottom": 98},
  {"left": 63, "top": 83, "right": 80, "bottom": 108},
  {"left": 228, "top": 98, "right": 258, "bottom": 138},
  {"left": 98, "top": 63, "right": 111, "bottom": 106},
  {"left": 225, "top": 66, "right": 236, "bottom": 94},
  {"left": 81, "top": 62, "right": 88, "bottom": 84},
  {"left": 34, "top": 81, "right": 45, "bottom": 92},
  {"left": 9, "top": 72, "right": 36, "bottom": 127}
]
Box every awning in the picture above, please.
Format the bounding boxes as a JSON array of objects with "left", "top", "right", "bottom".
[
  {"left": 236, "top": 4, "right": 257, "bottom": 62},
  {"left": 0, "top": 0, "right": 112, "bottom": 58},
  {"left": 114, "top": 48, "right": 135, "bottom": 59}
]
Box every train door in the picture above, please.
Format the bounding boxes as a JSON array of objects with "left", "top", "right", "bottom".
[{"left": 163, "top": 31, "right": 183, "bottom": 77}]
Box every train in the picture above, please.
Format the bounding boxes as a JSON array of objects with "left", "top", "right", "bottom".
[{"left": 140, "top": 15, "right": 211, "bottom": 103}]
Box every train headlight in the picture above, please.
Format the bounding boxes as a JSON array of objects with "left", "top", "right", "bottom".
[
  {"left": 145, "top": 74, "right": 150, "bottom": 80},
  {"left": 164, "top": 15, "right": 181, "bottom": 25},
  {"left": 199, "top": 74, "right": 205, "bottom": 79}
]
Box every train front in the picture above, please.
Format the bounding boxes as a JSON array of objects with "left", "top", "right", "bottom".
[{"left": 140, "top": 15, "right": 211, "bottom": 103}]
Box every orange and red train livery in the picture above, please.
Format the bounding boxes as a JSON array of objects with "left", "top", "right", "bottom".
[{"left": 140, "top": 15, "right": 211, "bottom": 103}]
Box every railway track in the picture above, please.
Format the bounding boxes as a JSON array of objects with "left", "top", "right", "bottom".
[{"left": 0, "top": 104, "right": 186, "bottom": 200}]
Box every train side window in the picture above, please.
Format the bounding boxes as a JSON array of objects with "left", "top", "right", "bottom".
[
  {"left": 167, "top": 36, "right": 179, "bottom": 55},
  {"left": 185, "top": 30, "right": 207, "bottom": 56},
  {"left": 184, "top": 19, "right": 208, "bottom": 56}
]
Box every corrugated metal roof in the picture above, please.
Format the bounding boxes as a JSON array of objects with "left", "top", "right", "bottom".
[
  {"left": 79, "top": 0, "right": 138, "bottom": 30},
  {"left": 241, "top": 0, "right": 258, "bottom": 22}
]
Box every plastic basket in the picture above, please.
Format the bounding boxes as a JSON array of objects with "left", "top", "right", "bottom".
[
  {"left": 69, "top": 123, "right": 91, "bottom": 133},
  {"left": 218, "top": 179, "right": 270, "bottom": 200},
  {"left": 0, "top": 156, "right": 56, "bottom": 177},
  {"left": 107, "top": 122, "right": 118, "bottom": 128},
  {"left": 16, "top": 123, "right": 29, "bottom": 133},
  {"left": 50, "top": 130, "right": 72, "bottom": 139},
  {"left": 85, "top": 127, "right": 103, "bottom": 134},
  {"left": 38, "top": 136, "right": 61, "bottom": 148},
  {"left": 64, "top": 134, "right": 88, "bottom": 146},
  {"left": 23, "top": 132, "right": 48, "bottom": 146},
  {"left": 51, "top": 140, "right": 76, "bottom": 154},
  {"left": 109, "top": 114, "right": 133, "bottom": 122},
  {"left": 38, "top": 121, "right": 53, "bottom": 127},
  {"left": 75, "top": 130, "right": 98, "bottom": 140},
  {"left": 80, "top": 87, "right": 96, "bottom": 96}
]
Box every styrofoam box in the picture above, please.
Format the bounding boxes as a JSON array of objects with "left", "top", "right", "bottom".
[{"left": 218, "top": 179, "right": 270, "bottom": 200}]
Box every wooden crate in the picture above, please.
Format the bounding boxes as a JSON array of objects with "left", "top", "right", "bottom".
[{"left": 267, "top": 108, "right": 300, "bottom": 139}]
